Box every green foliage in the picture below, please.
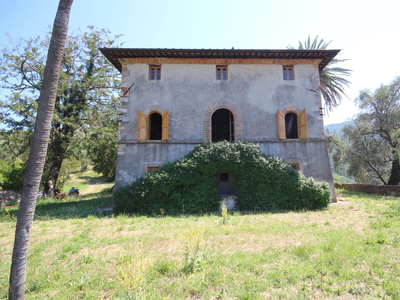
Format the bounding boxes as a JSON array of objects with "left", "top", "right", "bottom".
[
  {"left": 0, "top": 26, "right": 121, "bottom": 194},
  {"left": 0, "top": 158, "right": 26, "bottom": 191},
  {"left": 331, "top": 76, "right": 400, "bottom": 185},
  {"left": 114, "top": 141, "right": 330, "bottom": 214},
  {"left": 86, "top": 120, "right": 118, "bottom": 179}
]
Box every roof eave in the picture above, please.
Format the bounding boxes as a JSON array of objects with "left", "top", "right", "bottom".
[{"left": 100, "top": 48, "right": 340, "bottom": 72}]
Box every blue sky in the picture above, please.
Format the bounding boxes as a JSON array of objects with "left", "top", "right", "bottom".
[{"left": 1, "top": 0, "right": 399, "bottom": 125}]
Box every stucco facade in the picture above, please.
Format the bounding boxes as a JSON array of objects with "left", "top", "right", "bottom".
[{"left": 101, "top": 49, "right": 338, "bottom": 201}]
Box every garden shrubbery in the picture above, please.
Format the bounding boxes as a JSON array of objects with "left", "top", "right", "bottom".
[{"left": 113, "top": 141, "right": 330, "bottom": 214}]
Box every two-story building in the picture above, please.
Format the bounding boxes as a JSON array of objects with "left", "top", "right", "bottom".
[{"left": 100, "top": 48, "right": 338, "bottom": 200}]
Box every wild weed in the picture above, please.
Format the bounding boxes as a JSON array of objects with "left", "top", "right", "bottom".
[
  {"left": 153, "top": 256, "right": 177, "bottom": 276},
  {"left": 118, "top": 242, "right": 152, "bottom": 299},
  {"left": 180, "top": 228, "right": 209, "bottom": 274},
  {"left": 221, "top": 203, "right": 229, "bottom": 224}
]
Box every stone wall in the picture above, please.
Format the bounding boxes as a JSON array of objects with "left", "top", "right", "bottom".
[
  {"left": 335, "top": 183, "right": 400, "bottom": 197},
  {"left": 0, "top": 190, "right": 21, "bottom": 207}
]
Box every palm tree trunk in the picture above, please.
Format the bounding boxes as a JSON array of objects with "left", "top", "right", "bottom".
[{"left": 8, "top": 1, "right": 73, "bottom": 299}]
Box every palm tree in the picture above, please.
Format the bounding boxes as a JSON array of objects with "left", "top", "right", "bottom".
[
  {"left": 288, "top": 35, "right": 352, "bottom": 112},
  {"left": 8, "top": 0, "right": 73, "bottom": 298}
]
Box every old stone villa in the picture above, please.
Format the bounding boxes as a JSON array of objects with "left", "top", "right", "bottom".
[{"left": 100, "top": 48, "right": 338, "bottom": 200}]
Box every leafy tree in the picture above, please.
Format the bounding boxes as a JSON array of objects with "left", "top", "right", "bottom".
[
  {"left": 0, "top": 129, "right": 31, "bottom": 161},
  {"left": 287, "top": 35, "right": 352, "bottom": 111},
  {"left": 0, "top": 26, "right": 121, "bottom": 195},
  {"left": 86, "top": 119, "right": 118, "bottom": 179},
  {"left": 330, "top": 77, "right": 400, "bottom": 185},
  {"left": 9, "top": 1, "right": 73, "bottom": 298},
  {"left": 0, "top": 130, "right": 30, "bottom": 191},
  {"left": 0, "top": 159, "right": 26, "bottom": 191}
]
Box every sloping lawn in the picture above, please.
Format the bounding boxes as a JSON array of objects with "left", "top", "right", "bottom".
[{"left": 0, "top": 190, "right": 399, "bottom": 299}]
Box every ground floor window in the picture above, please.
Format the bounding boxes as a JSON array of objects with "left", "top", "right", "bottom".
[
  {"left": 217, "top": 171, "right": 236, "bottom": 195},
  {"left": 147, "top": 166, "right": 160, "bottom": 173},
  {"left": 290, "top": 163, "right": 300, "bottom": 171}
]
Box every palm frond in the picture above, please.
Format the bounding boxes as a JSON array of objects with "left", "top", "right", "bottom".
[{"left": 288, "top": 35, "right": 352, "bottom": 111}]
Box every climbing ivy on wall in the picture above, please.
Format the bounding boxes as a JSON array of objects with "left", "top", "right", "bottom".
[{"left": 113, "top": 141, "right": 330, "bottom": 214}]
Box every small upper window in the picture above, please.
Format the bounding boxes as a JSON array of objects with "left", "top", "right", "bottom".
[
  {"left": 149, "top": 65, "right": 161, "bottom": 80},
  {"left": 283, "top": 66, "right": 294, "bottom": 80},
  {"left": 216, "top": 66, "right": 228, "bottom": 80}
]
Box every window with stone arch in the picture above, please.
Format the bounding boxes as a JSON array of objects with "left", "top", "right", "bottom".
[
  {"left": 212, "top": 108, "right": 235, "bottom": 142},
  {"left": 149, "top": 112, "right": 162, "bottom": 140},
  {"left": 285, "top": 112, "right": 298, "bottom": 138},
  {"left": 277, "top": 107, "right": 308, "bottom": 140},
  {"left": 137, "top": 109, "right": 169, "bottom": 141},
  {"left": 203, "top": 100, "right": 243, "bottom": 143}
]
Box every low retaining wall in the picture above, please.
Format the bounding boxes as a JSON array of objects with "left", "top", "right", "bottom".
[
  {"left": 335, "top": 183, "right": 400, "bottom": 197},
  {"left": 0, "top": 190, "right": 21, "bottom": 207}
]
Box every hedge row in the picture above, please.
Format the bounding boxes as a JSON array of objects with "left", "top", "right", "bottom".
[{"left": 113, "top": 141, "right": 330, "bottom": 214}]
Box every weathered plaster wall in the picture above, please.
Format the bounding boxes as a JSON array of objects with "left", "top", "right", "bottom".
[
  {"left": 115, "top": 60, "right": 335, "bottom": 200},
  {"left": 118, "top": 62, "right": 324, "bottom": 142}
]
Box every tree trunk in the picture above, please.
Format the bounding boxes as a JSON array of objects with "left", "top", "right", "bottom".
[
  {"left": 387, "top": 157, "right": 400, "bottom": 185},
  {"left": 8, "top": 1, "right": 73, "bottom": 299},
  {"left": 43, "top": 144, "right": 65, "bottom": 196}
]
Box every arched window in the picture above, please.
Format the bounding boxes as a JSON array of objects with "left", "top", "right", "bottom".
[
  {"left": 277, "top": 109, "right": 308, "bottom": 140},
  {"left": 212, "top": 109, "right": 234, "bottom": 142},
  {"left": 137, "top": 110, "right": 169, "bottom": 141},
  {"left": 285, "top": 112, "right": 298, "bottom": 139},
  {"left": 149, "top": 112, "right": 162, "bottom": 140}
]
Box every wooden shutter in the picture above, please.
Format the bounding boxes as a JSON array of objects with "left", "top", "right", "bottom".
[
  {"left": 137, "top": 111, "right": 147, "bottom": 141},
  {"left": 277, "top": 110, "right": 286, "bottom": 139},
  {"left": 299, "top": 108, "right": 308, "bottom": 139},
  {"left": 162, "top": 110, "right": 169, "bottom": 141}
]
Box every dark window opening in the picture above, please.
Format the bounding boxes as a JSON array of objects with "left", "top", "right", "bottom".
[
  {"left": 217, "top": 171, "right": 237, "bottom": 195},
  {"left": 212, "top": 109, "right": 234, "bottom": 142},
  {"left": 149, "top": 113, "right": 162, "bottom": 140},
  {"left": 219, "top": 173, "right": 229, "bottom": 182},
  {"left": 285, "top": 112, "right": 298, "bottom": 139}
]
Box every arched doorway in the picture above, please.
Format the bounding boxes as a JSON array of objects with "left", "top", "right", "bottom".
[
  {"left": 212, "top": 109, "right": 234, "bottom": 142},
  {"left": 149, "top": 112, "right": 162, "bottom": 140}
]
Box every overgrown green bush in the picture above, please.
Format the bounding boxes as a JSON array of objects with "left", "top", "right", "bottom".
[
  {"left": 114, "top": 141, "right": 330, "bottom": 214},
  {"left": 0, "top": 158, "right": 26, "bottom": 191}
]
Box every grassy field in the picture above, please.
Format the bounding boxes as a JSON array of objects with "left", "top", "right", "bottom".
[{"left": 1, "top": 175, "right": 399, "bottom": 299}]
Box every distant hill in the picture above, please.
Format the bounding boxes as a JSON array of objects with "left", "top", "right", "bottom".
[{"left": 324, "top": 121, "right": 351, "bottom": 137}]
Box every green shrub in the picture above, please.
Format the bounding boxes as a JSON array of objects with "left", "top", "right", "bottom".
[{"left": 113, "top": 141, "right": 330, "bottom": 214}]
